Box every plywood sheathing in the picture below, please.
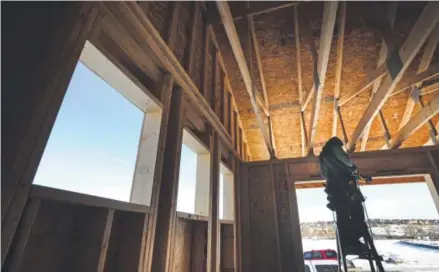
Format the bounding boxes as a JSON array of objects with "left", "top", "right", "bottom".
[{"left": 214, "top": 1, "right": 436, "bottom": 161}]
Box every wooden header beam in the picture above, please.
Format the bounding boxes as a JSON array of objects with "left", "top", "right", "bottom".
[
  {"left": 306, "top": 2, "right": 338, "bottom": 155},
  {"left": 347, "top": 2, "right": 439, "bottom": 152},
  {"left": 295, "top": 175, "right": 426, "bottom": 189},
  {"left": 216, "top": 1, "right": 275, "bottom": 158},
  {"left": 247, "top": 146, "right": 438, "bottom": 182}
]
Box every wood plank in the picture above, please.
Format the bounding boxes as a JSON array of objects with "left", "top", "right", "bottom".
[
  {"left": 239, "top": 163, "right": 251, "bottom": 272},
  {"left": 172, "top": 218, "right": 193, "bottom": 272},
  {"left": 247, "top": 165, "right": 281, "bottom": 271},
  {"left": 296, "top": 176, "right": 426, "bottom": 189},
  {"left": 143, "top": 75, "right": 185, "bottom": 272},
  {"left": 2, "top": 3, "right": 99, "bottom": 264},
  {"left": 390, "top": 94, "right": 439, "bottom": 148},
  {"left": 279, "top": 146, "right": 438, "bottom": 181},
  {"left": 347, "top": 3, "right": 439, "bottom": 152},
  {"left": 207, "top": 131, "right": 221, "bottom": 272},
  {"left": 208, "top": 1, "right": 298, "bottom": 25},
  {"left": 399, "top": 86, "right": 420, "bottom": 130},
  {"left": 30, "top": 185, "right": 150, "bottom": 213},
  {"left": 220, "top": 224, "right": 235, "bottom": 271},
  {"left": 336, "top": 102, "right": 349, "bottom": 144},
  {"left": 249, "top": 16, "right": 269, "bottom": 108},
  {"left": 191, "top": 221, "right": 207, "bottom": 272},
  {"left": 216, "top": 1, "right": 274, "bottom": 158},
  {"left": 418, "top": 23, "right": 439, "bottom": 74},
  {"left": 104, "top": 211, "right": 145, "bottom": 272},
  {"left": 294, "top": 6, "right": 303, "bottom": 106},
  {"left": 20, "top": 200, "right": 108, "bottom": 271},
  {"left": 97, "top": 209, "right": 114, "bottom": 272},
  {"left": 306, "top": 2, "right": 338, "bottom": 154},
  {"left": 332, "top": 2, "right": 346, "bottom": 137}
]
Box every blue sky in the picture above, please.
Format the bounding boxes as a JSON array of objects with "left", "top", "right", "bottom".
[{"left": 34, "top": 61, "right": 438, "bottom": 222}]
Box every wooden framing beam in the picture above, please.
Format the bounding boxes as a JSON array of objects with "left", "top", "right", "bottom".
[
  {"left": 208, "top": 1, "right": 298, "bottom": 26},
  {"left": 332, "top": 2, "right": 347, "bottom": 137},
  {"left": 216, "top": 1, "right": 275, "bottom": 158},
  {"left": 144, "top": 75, "right": 185, "bottom": 272},
  {"left": 248, "top": 17, "right": 269, "bottom": 108},
  {"left": 207, "top": 131, "right": 220, "bottom": 271},
  {"left": 184, "top": 2, "right": 200, "bottom": 73},
  {"left": 390, "top": 94, "right": 439, "bottom": 149},
  {"left": 418, "top": 23, "right": 439, "bottom": 74},
  {"left": 293, "top": 6, "right": 308, "bottom": 157},
  {"left": 361, "top": 3, "right": 398, "bottom": 151},
  {"left": 347, "top": 2, "right": 439, "bottom": 152},
  {"left": 399, "top": 86, "right": 420, "bottom": 130},
  {"left": 248, "top": 15, "right": 277, "bottom": 156},
  {"left": 419, "top": 95, "right": 439, "bottom": 144},
  {"left": 306, "top": 2, "right": 338, "bottom": 155},
  {"left": 247, "top": 146, "right": 438, "bottom": 181},
  {"left": 296, "top": 176, "right": 426, "bottom": 189}
]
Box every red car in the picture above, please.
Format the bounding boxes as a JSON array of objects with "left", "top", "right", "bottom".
[{"left": 304, "top": 249, "right": 338, "bottom": 260}]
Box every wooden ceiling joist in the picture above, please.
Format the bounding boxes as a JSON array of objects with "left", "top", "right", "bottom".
[
  {"left": 208, "top": 1, "right": 298, "bottom": 26},
  {"left": 305, "top": 1, "right": 338, "bottom": 155},
  {"left": 347, "top": 2, "right": 439, "bottom": 152},
  {"left": 360, "top": 2, "right": 398, "bottom": 151},
  {"left": 390, "top": 94, "right": 439, "bottom": 149},
  {"left": 332, "top": 2, "right": 347, "bottom": 137},
  {"left": 216, "top": 1, "right": 275, "bottom": 158},
  {"left": 418, "top": 23, "right": 439, "bottom": 74},
  {"left": 293, "top": 6, "right": 307, "bottom": 157},
  {"left": 248, "top": 13, "right": 276, "bottom": 155}
]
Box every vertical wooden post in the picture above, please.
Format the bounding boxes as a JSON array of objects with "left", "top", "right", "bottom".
[
  {"left": 207, "top": 130, "right": 221, "bottom": 271},
  {"left": 233, "top": 111, "right": 238, "bottom": 152},
  {"left": 427, "top": 150, "right": 439, "bottom": 214},
  {"left": 97, "top": 209, "right": 115, "bottom": 272},
  {"left": 201, "top": 13, "right": 210, "bottom": 98},
  {"left": 227, "top": 92, "right": 233, "bottom": 135},
  {"left": 232, "top": 156, "right": 242, "bottom": 271},
  {"left": 144, "top": 75, "right": 186, "bottom": 272}
]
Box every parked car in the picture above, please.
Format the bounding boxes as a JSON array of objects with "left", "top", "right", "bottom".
[
  {"left": 304, "top": 249, "right": 338, "bottom": 260},
  {"left": 304, "top": 260, "right": 362, "bottom": 272}
]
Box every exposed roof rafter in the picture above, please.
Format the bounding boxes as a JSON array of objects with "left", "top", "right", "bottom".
[
  {"left": 390, "top": 94, "right": 439, "bottom": 149},
  {"left": 305, "top": 1, "right": 338, "bottom": 155},
  {"left": 347, "top": 2, "right": 439, "bottom": 152},
  {"left": 216, "top": 1, "right": 275, "bottom": 158}
]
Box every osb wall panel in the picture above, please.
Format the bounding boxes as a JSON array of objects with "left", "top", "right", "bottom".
[
  {"left": 105, "top": 211, "right": 146, "bottom": 272},
  {"left": 214, "top": 1, "right": 435, "bottom": 160},
  {"left": 221, "top": 223, "right": 235, "bottom": 271},
  {"left": 247, "top": 165, "right": 280, "bottom": 271},
  {"left": 19, "top": 200, "right": 107, "bottom": 272},
  {"left": 172, "top": 218, "right": 193, "bottom": 272}
]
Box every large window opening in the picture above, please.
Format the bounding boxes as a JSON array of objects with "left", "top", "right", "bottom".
[
  {"left": 33, "top": 41, "right": 161, "bottom": 204},
  {"left": 296, "top": 178, "right": 439, "bottom": 270}
]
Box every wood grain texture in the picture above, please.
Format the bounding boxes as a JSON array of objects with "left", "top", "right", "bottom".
[{"left": 104, "top": 211, "right": 145, "bottom": 272}]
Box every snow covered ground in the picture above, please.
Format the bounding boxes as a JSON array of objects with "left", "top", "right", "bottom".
[{"left": 302, "top": 239, "right": 439, "bottom": 272}]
